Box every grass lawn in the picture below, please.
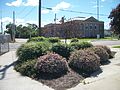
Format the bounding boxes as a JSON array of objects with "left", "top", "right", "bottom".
[
  {"left": 61, "top": 37, "right": 116, "bottom": 43},
  {"left": 79, "top": 37, "right": 118, "bottom": 41},
  {"left": 112, "top": 45, "right": 120, "bottom": 48}
]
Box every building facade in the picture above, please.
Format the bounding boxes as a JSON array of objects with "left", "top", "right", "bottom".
[{"left": 42, "top": 16, "right": 104, "bottom": 38}]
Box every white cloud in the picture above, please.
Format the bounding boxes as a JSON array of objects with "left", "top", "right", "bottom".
[
  {"left": 41, "top": 9, "right": 50, "bottom": 14},
  {"left": 101, "top": 0, "right": 106, "bottom": 2},
  {"left": 6, "top": 0, "right": 22, "bottom": 7},
  {"left": 41, "top": 21, "right": 52, "bottom": 27},
  {"left": 2, "top": 17, "right": 13, "bottom": 23},
  {"left": 0, "top": 17, "right": 13, "bottom": 31},
  {"left": 0, "top": 17, "right": 51, "bottom": 30},
  {"left": 0, "top": 17, "right": 39, "bottom": 31},
  {"left": 93, "top": 5, "right": 104, "bottom": 8},
  {"left": 104, "top": 21, "right": 110, "bottom": 29},
  {"left": 52, "top": 1, "right": 71, "bottom": 12},
  {"left": 6, "top": 1, "right": 71, "bottom": 15},
  {"left": 23, "top": 0, "right": 39, "bottom": 6},
  {"left": 6, "top": 0, "right": 39, "bottom": 7},
  {"left": 26, "top": 20, "right": 38, "bottom": 25}
]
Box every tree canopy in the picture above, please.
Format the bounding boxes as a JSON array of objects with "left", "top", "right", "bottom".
[
  {"left": 109, "top": 4, "right": 120, "bottom": 35},
  {"left": 5, "top": 23, "right": 38, "bottom": 39}
]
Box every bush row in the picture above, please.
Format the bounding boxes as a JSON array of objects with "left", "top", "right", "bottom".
[
  {"left": 15, "top": 37, "right": 113, "bottom": 79},
  {"left": 17, "top": 40, "right": 93, "bottom": 62},
  {"left": 27, "top": 37, "right": 60, "bottom": 43}
]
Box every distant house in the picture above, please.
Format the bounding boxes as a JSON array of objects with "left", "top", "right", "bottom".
[
  {"left": 104, "top": 29, "right": 112, "bottom": 37},
  {"left": 42, "top": 16, "right": 104, "bottom": 38}
]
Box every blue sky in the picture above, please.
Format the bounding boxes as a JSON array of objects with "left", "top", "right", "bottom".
[{"left": 0, "top": 0, "right": 119, "bottom": 32}]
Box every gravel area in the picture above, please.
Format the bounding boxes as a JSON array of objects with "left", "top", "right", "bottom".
[{"left": 39, "top": 69, "right": 84, "bottom": 90}]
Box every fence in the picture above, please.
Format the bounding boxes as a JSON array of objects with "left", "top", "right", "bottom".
[{"left": 0, "top": 34, "right": 11, "bottom": 55}]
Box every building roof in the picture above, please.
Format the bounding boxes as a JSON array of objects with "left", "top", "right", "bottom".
[
  {"left": 85, "top": 16, "right": 99, "bottom": 22},
  {"left": 44, "top": 16, "right": 104, "bottom": 27}
]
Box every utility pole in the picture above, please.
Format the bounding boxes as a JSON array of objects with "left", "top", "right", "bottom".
[
  {"left": 97, "top": 0, "right": 99, "bottom": 20},
  {"left": 54, "top": 13, "right": 57, "bottom": 24},
  {"left": 12, "top": 11, "right": 15, "bottom": 42},
  {"left": 53, "top": 13, "right": 57, "bottom": 37},
  {"left": 39, "top": 0, "right": 41, "bottom": 36},
  {"left": 97, "top": 0, "right": 100, "bottom": 39},
  {"left": 0, "top": 8, "right": 3, "bottom": 34}
]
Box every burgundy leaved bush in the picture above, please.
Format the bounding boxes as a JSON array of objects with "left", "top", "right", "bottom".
[
  {"left": 87, "top": 46, "right": 109, "bottom": 64},
  {"left": 69, "top": 49, "right": 100, "bottom": 76},
  {"left": 35, "top": 53, "right": 69, "bottom": 78},
  {"left": 95, "top": 45, "right": 113, "bottom": 58}
]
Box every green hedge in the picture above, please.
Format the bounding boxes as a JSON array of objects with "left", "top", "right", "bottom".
[
  {"left": 70, "top": 42, "right": 93, "bottom": 50},
  {"left": 16, "top": 42, "right": 51, "bottom": 62},
  {"left": 70, "top": 38, "right": 79, "bottom": 43},
  {"left": 48, "top": 37, "right": 60, "bottom": 43},
  {"left": 51, "top": 43, "right": 73, "bottom": 59},
  {"left": 14, "top": 59, "right": 38, "bottom": 78},
  {"left": 27, "top": 36, "right": 47, "bottom": 42}
]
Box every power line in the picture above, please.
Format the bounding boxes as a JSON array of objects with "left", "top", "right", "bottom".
[
  {"left": 22, "top": 7, "right": 36, "bottom": 19},
  {"left": 17, "top": 7, "right": 28, "bottom": 15},
  {"left": 42, "top": 6, "right": 108, "bottom": 17}
]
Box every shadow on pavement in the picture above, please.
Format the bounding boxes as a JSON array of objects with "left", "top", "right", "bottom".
[{"left": 0, "top": 61, "right": 16, "bottom": 80}]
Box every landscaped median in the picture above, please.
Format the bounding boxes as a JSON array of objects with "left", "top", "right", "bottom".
[{"left": 14, "top": 37, "right": 115, "bottom": 90}]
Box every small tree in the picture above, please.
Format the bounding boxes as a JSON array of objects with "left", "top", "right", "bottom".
[
  {"left": 108, "top": 4, "right": 120, "bottom": 39},
  {"left": 6, "top": 23, "right": 16, "bottom": 41}
]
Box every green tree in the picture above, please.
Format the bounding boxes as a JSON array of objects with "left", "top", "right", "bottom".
[
  {"left": 109, "top": 4, "right": 120, "bottom": 39},
  {"left": 26, "top": 23, "right": 38, "bottom": 38},
  {"left": 6, "top": 23, "right": 38, "bottom": 39},
  {"left": 16, "top": 24, "right": 23, "bottom": 38},
  {"left": 5, "top": 23, "right": 16, "bottom": 41}
]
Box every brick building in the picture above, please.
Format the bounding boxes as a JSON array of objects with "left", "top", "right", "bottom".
[{"left": 42, "top": 16, "right": 104, "bottom": 38}]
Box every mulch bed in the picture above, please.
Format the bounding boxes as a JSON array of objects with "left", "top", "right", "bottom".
[{"left": 38, "top": 69, "right": 84, "bottom": 90}]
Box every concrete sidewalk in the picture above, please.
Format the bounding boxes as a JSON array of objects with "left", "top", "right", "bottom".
[{"left": 0, "top": 51, "right": 53, "bottom": 90}]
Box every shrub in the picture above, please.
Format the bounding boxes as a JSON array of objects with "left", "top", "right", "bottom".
[
  {"left": 51, "top": 43, "right": 73, "bottom": 59},
  {"left": 95, "top": 45, "right": 112, "bottom": 58},
  {"left": 70, "top": 38, "right": 79, "bottom": 43},
  {"left": 27, "top": 36, "right": 46, "bottom": 42},
  {"left": 14, "top": 59, "right": 38, "bottom": 78},
  {"left": 69, "top": 50, "right": 100, "bottom": 76},
  {"left": 70, "top": 42, "right": 93, "bottom": 50},
  {"left": 16, "top": 42, "right": 51, "bottom": 62},
  {"left": 48, "top": 37, "right": 60, "bottom": 43},
  {"left": 88, "top": 46, "right": 109, "bottom": 64},
  {"left": 35, "top": 53, "right": 68, "bottom": 78}
]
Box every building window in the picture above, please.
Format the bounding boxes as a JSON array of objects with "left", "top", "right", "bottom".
[
  {"left": 90, "top": 26, "right": 92, "bottom": 29},
  {"left": 95, "top": 26, "right": 97, "bottom": 29}
]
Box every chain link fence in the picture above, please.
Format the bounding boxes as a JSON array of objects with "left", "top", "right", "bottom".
[{"left": 0, "top": 34, "right": 11, "bottom": 55}]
